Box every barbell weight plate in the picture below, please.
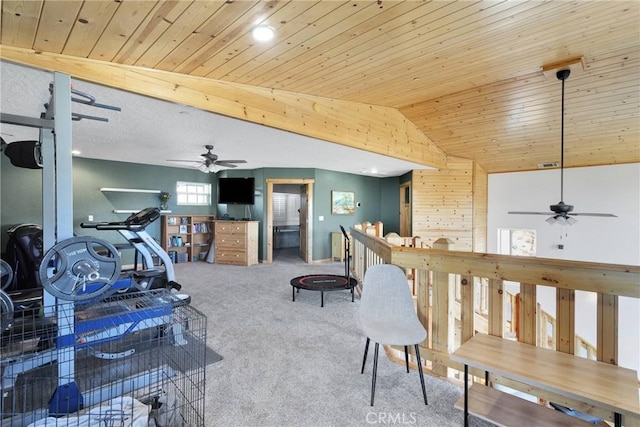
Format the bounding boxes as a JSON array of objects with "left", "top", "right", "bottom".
[
  {"left": 39, "top": 236, "right": 122, "bottom": 301},
  {"left": 0, "top": 290, "right": 14, "bottom": 331},
  {"left": 0, "top": 259, "right": 13, "bottom": 291}
]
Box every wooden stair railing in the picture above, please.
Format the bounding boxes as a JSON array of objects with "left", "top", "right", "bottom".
[{"left": 349, "top": 225, "right": 640, "bottom": 425}]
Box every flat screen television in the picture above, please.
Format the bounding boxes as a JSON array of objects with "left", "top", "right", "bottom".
[{"left": 218, "top": 177, "right": 255, "bottom": 205}]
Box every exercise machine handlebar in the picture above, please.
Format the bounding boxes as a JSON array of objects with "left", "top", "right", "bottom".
[{"left": 80, "top": 207, "right": 160, "bottom": 231}]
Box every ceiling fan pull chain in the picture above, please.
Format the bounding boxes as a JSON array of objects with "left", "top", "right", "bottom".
[{"left": 560, "top": 223, "right": 568, "bottom": 240}]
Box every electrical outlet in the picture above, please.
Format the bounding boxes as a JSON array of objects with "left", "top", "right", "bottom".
[
  {"left": 319, "top": 216, "right": 324, "bottom": 221},
  {"left": 88, "top": 215, "right": 94, "bottom": 221}
]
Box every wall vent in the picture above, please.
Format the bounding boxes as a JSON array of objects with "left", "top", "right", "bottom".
[{"left": 538, "top": 162, "right": 559, "bottom": 169}]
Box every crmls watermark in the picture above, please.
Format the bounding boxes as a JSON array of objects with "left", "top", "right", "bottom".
[{"left": 366, "top": 412, "right": 418, "bottom": 424}]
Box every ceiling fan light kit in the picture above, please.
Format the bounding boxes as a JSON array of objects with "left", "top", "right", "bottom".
[
  {"left": 546, "top": 215, "right": 577, "bottom": 226},
  {"left": 198, "top": 163, "right": 217, "bottom": 173},
  {"left": 508, "top": 68, "right": 617, "bottom": 224}
]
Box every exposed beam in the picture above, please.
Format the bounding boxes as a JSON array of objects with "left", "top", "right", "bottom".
[{"left": 0, "top": 45, "right": 447, "bottom": 169}]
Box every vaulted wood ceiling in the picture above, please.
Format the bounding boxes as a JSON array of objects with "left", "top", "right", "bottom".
[{"left": 1, "top": 0, "right": 638, "bottom": 173}]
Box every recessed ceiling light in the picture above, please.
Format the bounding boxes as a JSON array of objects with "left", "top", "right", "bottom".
[
  {"left": 71, "top": 150, "right": 81, "bottom": 156},
  {"left": 252, "top": 25, "right": 274, "bottom": 42}
]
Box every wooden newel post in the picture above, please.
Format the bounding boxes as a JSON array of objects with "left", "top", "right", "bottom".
[
  {"left": 415, "top": 235, "right": 428, "bottom": 345},
  {"left": 432, "top": 238, "right": 455, "bottom": 377},
  {"left": 374, "top": 221, "right": 383, "bottom": 237}
]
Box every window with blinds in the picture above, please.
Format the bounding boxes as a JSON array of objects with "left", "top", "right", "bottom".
[{"left": 273, "top": 193, "right": 300, "bottom": 225}]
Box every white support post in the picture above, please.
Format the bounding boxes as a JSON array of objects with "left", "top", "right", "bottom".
[
  {"left": 49, "top": 73, "right": 78, "bottom": 407},
  {"left": 52, "top": 72, "right": 74, "bottom": 241}
]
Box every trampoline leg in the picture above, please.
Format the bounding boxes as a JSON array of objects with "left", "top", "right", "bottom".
[
  {"left": 292, "top": 287, "right": 295, "bottom": 302},
  {"left": 321, "top": 291, "right": 324, "bottom": 307}
]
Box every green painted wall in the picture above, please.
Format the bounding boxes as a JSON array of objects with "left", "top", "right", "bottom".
[
  {"left": 73, "top": 158, "right": 215, "bottom": 246},
  {"left": 400, "top": 171, "right": 412, "bottom": 184},
  {"left": 1, "top": 156, "right": 215, "bottom": 262},
  {"left": 380, "top": 176, "right": 401, "bottom": 234},
  {"left": 0, "top": 154, "right": 43, "bottom": 242},
  {"left": 1, "top": 156, "right": 398, "bottom": 263},
  {"left": 312, "top": 169, "right": 382, "bottom": 259}
]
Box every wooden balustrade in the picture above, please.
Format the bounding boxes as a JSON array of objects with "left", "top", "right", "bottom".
[
  {"left": 350, "top": 226, "right": 640, "bottom": 423},
  {"left": 538, "top": 305, "right": 597, "bottom": 359}
]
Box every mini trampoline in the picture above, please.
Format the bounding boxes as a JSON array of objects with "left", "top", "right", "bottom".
[
  {"left": 290, "top": 225, "right": 356, "bottom": 307},
  {"left": 290, "top": 274, "right": 357, "bottom": 307}
]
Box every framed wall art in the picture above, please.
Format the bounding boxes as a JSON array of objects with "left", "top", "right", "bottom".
[{"left": 331, "top": 190, "right": 355, "bottom": 215}]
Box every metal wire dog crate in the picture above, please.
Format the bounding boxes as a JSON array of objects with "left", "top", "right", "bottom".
[{"left": 1, "top": 290, "right": 207, "bottom": 426}]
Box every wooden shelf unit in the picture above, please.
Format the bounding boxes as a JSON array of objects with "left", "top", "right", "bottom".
[
  {"left": 161, "top": 214, "right": 216, "bottom": 263},
  {"left": 214, "top": 221, "right": 259, "bottom": 266}
]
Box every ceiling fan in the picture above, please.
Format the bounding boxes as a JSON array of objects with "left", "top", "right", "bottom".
[
  {"left": 508, "top": 69, "right": 616, "bottom": 225},
  {"left": 167, "top": 145, "right": 247, "bottom": 173}
]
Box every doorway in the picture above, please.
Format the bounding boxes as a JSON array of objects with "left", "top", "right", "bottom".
[
  {"left": 399, "top": 182, "right": 411, "bottom": 236},
  {"left": 265, "top": 179, "right": 314, "bottom": 264}
]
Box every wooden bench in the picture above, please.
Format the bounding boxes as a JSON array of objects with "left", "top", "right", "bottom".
[{"left": 454, "top": 384, "right": 596, "bottom": 427}]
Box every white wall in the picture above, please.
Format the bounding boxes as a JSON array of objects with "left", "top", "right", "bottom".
[{"left": 487, "top": 163, "right": 640, "bottom": 375}]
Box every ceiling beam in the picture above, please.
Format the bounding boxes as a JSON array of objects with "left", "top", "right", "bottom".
[{"left": 0, "top": 45, "right": 447, "bottom": 170}]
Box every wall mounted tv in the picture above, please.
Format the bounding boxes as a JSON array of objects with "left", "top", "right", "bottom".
[{"left": 218, "top": 177, "right": 255, "bottom": 205}]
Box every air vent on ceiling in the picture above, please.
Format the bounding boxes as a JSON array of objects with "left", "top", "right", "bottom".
[{"left": 538, "top": 162, "right": 559, "bottom": 169}]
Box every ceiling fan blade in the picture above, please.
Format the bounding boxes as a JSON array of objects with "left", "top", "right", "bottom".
[
  {"left": 216, "top": 160, "right": 247, "bottom": 164},
  {"left": 569, "top": 213, "right": 617, "bottom": 217},
  {"left": 215, "top": 161, "right": 240, "bottom": 168},
  {"left": 166, "top": 159, "right": 201, "bottom": 163},
  {"left": 508, "top": 211, "right": 554, "bottom": 215}
]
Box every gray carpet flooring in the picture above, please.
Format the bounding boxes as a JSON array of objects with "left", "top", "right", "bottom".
[{"left": 174, "top": 249, "right": 494, "bottom": 426}]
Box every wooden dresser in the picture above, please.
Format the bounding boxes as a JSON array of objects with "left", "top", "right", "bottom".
[{"left": 214, "top": 221, "right": 259, "bottom": 266}]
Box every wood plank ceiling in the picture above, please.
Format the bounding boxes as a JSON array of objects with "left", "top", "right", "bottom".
[{"left": 1, "top": 0, "right": 638, "bottom": 173}]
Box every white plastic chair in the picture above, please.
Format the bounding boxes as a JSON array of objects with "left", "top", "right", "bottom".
[{"left": 359, "top": 264, "right": 428, "bottom": 406}]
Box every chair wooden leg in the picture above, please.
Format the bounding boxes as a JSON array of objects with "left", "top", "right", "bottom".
[
  {"left": 361, "top": 337, "right": 370, "bottom": 374},
  {"left": 415, "top": 344, "right": 428, "bottom": 405},
  {"left": 371, "top": 342, "right": 379, "bottom": 406},
  {"left": 404, "top": 345, "right": 409, "bottom": 373}
]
